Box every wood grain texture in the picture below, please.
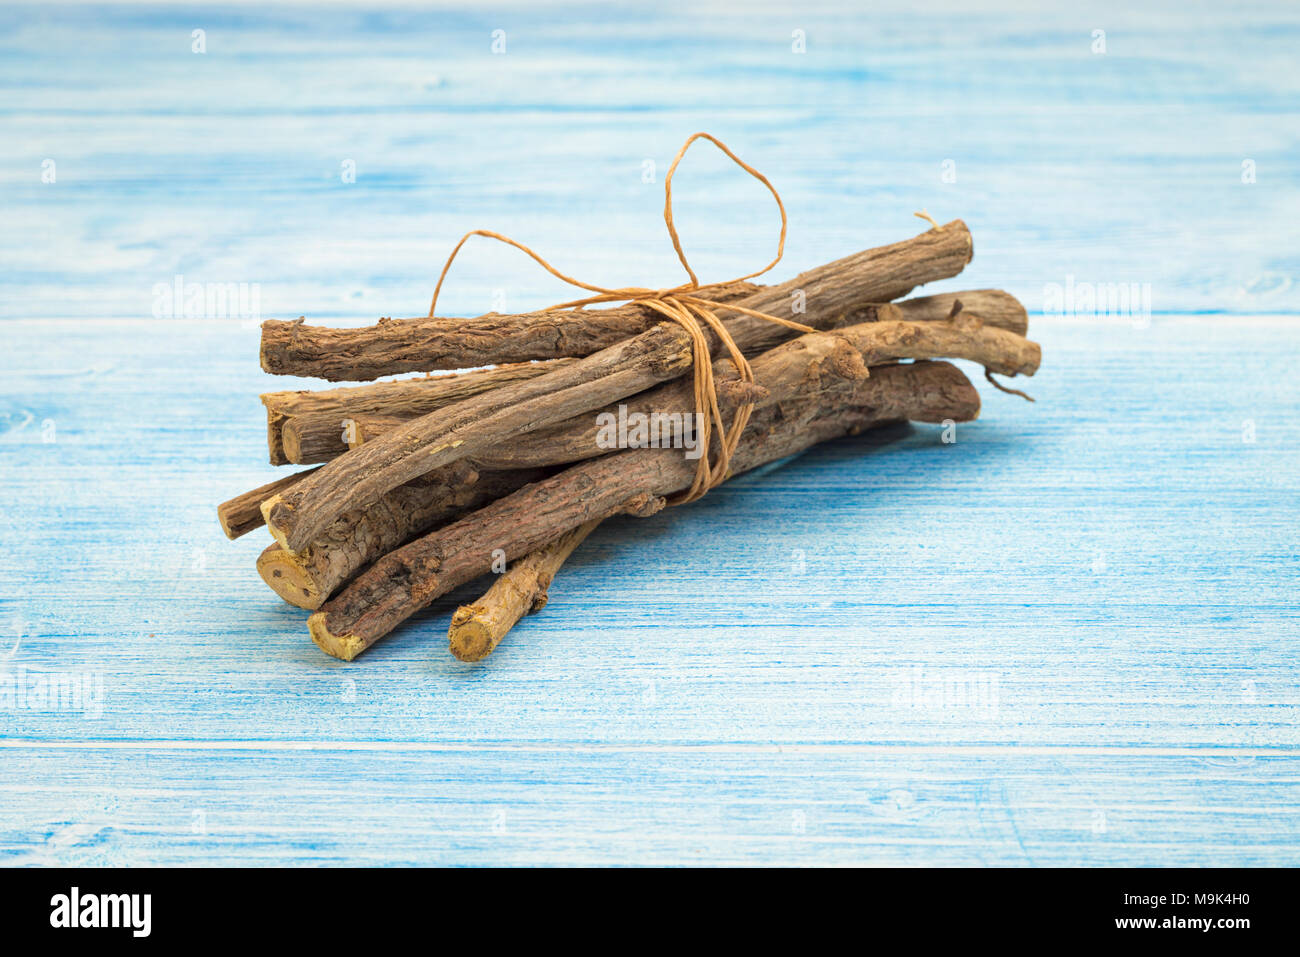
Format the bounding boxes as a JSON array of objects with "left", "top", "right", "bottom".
[
  {"left": 263, "top": 222, "right": 971, "bottom": 553},
  {"left": 263, "top": 360, "right": 573, "bottom": 464},
  {"left": 309, "top": 361, "right": 979, "bottom": 661},
  {"left": 1, "top": 0, "right": 1297, "bottom": 866}
]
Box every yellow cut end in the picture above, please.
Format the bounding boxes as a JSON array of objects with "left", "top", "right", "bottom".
[
  {"left": 257, "top": 548, "right": 323, "bottom": 610},
  {"left": 448, "top": 606, "right": 497, "bottom": 662},
  {"left": 260, "top": 494, "right": 292, "bottom": 551},
  {"left": 308, "top": 612, "right": 366, "bottom": 661}
]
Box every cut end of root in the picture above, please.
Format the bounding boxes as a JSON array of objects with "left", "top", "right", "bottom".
[
  {"left": 257, "top": 547, "right": 323, "bottom": 610},
  {"left": 308, "top": 613, "right": 366, "bottom": 661},
  {"left": 260, "top": 494, "right": 293, "bottom": 551},
  {"left": 280, "top": 423, "right": 306, "bottom": 464},
  {"left": 216, "top": 506, "right": 241, "bottom": 541},
  {"left": 448, "top": 606, "right": 498, "bottom": 662}
]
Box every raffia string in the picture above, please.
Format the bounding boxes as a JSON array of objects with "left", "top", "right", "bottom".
[{"left": 427, "top": 132, "right": 816, "bottom": 504}]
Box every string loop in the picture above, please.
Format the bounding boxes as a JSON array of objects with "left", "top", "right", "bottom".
[{"left": 428, "top": 133, "right": 814, "bottom": 503}]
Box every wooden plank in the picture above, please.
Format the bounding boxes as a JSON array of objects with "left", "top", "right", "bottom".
[
  {"left": 1, "top": 747, "right": 1297, "bottom": 866},
  {"left": 1, "top": 3, "right": 1295, "bottom": 320}
]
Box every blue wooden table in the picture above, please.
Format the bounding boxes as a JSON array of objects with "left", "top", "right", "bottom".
[{"left": 1, "top": 1, "right": 1297, "bottom": 866}]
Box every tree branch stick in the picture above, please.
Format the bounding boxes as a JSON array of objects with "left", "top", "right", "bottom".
[
  {"left": 262, "top": 320, "right": 695, "bottom": 552},
  {"left": 269, "top": 287, "right": 1024, "bottom": 468},
  {"left": 217, "top": 467, "right": 321, "bottom": 540},
  {"left": 449, "top": 301, "right": 1027, "bottom": 657},
  {"left": 233, "top": 292, "right": 1028, "bottom": 547},
  {"left": 256, "top": 463, "right": 547, "bottom": 610},
  {"left": 261, "top": 359, "right": 571, "bottom": 464},
  {"left": 894, "top": 289, "right": 1028, "bottom": 336},
  {"left": 266, "top": 287, "right": 1026, "bottom": 466},
  {"left": 471, "top": 314, "right": 1039, "bottom": 470},
  {"left": 260, "top": 282, "right": 761, "bottom": 381},
  {"left": 448, "top": 520, "right": 601, "bottom": 662},
  {"left": 261, "top": 221, "right": 971, "bottom": 381},
  {"left": 264, "top": 222, "right": 974, "bottom": 553},
  {"left": 281, "top": 412, "right": 416, "bottom": 465},
  {"left": 308, "top": 360, "right": 981, "bottom": 660}
]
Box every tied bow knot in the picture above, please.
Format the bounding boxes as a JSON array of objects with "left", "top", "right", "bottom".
[{"left": 427, "top": 132, "right": 815, "bottom": 504}]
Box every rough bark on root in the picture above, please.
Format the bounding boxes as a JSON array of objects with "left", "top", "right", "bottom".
[
  {"left": 260, "top": 222, "right": 972, "bottom": 381},
  {"left": 470, "top": 313, "right": 1039, "bottom": 470},
  {"left": 447, "top": 520, "right": 601, "bottom": 662},
  {"left": 308, "top": 360, "right": 981, "bottom": 660},
  {"left": 256, "top": 463, "right": 547, "bottom": 610},
  {"left": 261, "top": 360, "right": 571, "bottom": 464},
  {"left": 265, "top": 223, "right": 975, "bottom": 553}
]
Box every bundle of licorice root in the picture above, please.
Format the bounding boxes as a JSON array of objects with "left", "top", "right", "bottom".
[{"left": 218, "top": 211, "right": 1040, "bottom": 663}]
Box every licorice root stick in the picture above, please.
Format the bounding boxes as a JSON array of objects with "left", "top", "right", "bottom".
[
  {"left": 264, "top": 222, "right": 974, "bottom": 554},
  {"left": 308, "top": 360, "right": 981, "bottom": 661},
  {"left": 448, "top": 519, "right": 602, "bottom": 662},
  {"left": 217, "top": 466, "right": 321, "bottom": 540},
  {"left": 257, "top": 463, "right": 546, "bottom": 610}
]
